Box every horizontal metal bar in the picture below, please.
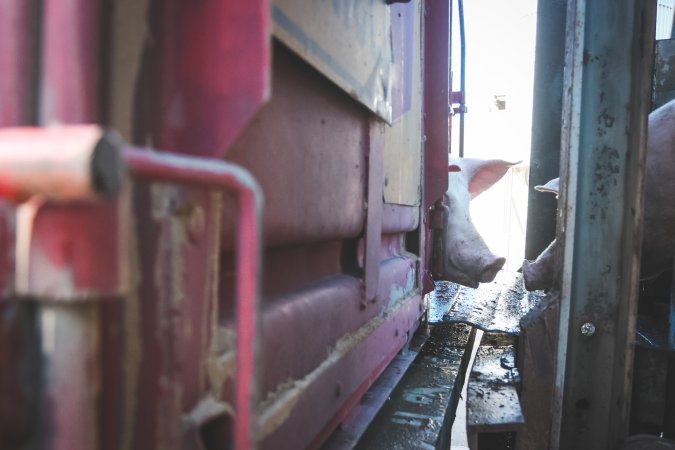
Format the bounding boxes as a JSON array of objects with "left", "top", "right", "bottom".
[{"left": 0, "top": 125, "right": 124, "bottom": 202}]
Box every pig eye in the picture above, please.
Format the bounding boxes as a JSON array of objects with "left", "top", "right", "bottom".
[{"left": 448, "top": 164, "right": 461, "bottom": 172}]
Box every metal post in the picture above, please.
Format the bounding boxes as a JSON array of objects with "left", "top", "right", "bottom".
[
  {"left": 524, "top": 0, "right": 566, "bottom": 260},
  {"left": 552, "top": 1, "right": 656, "bottom": 449},
  {"left": 457, "top": 0, "right": 466, "bottom": 158}
]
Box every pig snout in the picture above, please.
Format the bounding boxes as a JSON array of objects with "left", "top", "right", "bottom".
[
  {"left": 433, "top": 157, "right": 518, "bottom": 288},
  {"left": 480, "top": 255, "right": 506, "bottom": 282},
  {"left": 445, "top": 240, "right": 506, "bottom": 288},
  {"left": 522, "top": 238, "right": 557, "bottom": 291}
]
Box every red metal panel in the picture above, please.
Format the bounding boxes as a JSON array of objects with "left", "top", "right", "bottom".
[
  {"left": 39, "top": 0, "right": 100, "bottom": 124},
  {"left": 259, "top": 276, "right": 363, "bottom": 393},
  {"left": 256, "top": 254, "right": 419, "bottom": 447},
  {"left": 224, "top": 43, "right": 367, "bottom": 247},
  {"left": 21, "top": 199, "right": 128, "bottom": 298},
  {"left": 423, "top": 0, "right": 451, "bottom": 210},
  {"left": 259, "top": 292, "right": 422, "bottom": 450},
  {"left": 382, "top": 204, "right": 420, "bottom": 234},
  {"left": 129, "top": 183, "right": 223, "bottom": 450},
  {"left": 124, "top": 147, "right": 263, "bottom": 450},
  {"left": 147, "top": 0, "right": 270, "bottom": 157},
  {"left": 365, "top": 120, "right": 385, "bottom": 301},
  {"left": 0, "top": 0, "right": 38, "bottom": 125},
  {"left": 422, "top": 1, "right": 451, "bottom": 295}
]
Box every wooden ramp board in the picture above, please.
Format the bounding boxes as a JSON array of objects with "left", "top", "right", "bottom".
[
  {"left": 430, "top": 272, "right": 544, "bottom": 335},
  {"left": 467, "top": 332, "right": 524, "bottom": 450}
]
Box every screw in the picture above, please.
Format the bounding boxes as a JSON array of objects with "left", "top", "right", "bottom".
[{"left": 581, "top": 322, "right": 596, "bottom": 337}]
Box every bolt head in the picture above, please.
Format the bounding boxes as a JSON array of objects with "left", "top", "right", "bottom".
[{"left": 581, "top": 322, "right": 596, "bottom": 337}]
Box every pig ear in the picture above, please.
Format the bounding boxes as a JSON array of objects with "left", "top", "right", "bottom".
[
  {"left": 534, "top": 177, "right": 560, "bottom": 197},
  {"left": 465, "top": 159, "right": 520, "bottom": 198},
  {"left": 448, "top": 164, "right": 461, "bottom": 172}
]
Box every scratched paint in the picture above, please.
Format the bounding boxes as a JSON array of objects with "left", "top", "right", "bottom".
[
  {"left": 256, "top": 290, "right": 417, "bottom": 440},
  {"left": 272, "top": 0, "right": 393, "bottom": 122}
]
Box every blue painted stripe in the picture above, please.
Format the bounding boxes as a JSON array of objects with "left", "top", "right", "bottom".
[{"left": 272, "top": 5, "right": 375, "bottom": 109}]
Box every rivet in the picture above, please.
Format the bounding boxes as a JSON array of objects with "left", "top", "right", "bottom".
[{"left": 581, "top": 322, "right": 596, "bottom": 337}]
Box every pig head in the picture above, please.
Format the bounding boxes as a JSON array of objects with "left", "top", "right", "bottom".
[
  {"left": 431, "top": 157, "right": 518, "bottom": 288},
  {"left": 522, "top": 98, "right": 675, "bottom": 291}
]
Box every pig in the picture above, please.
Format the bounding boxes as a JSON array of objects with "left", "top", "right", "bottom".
[
  {"left": 434, "top": 157, "right": 518, "bottom": 288},
  {"left": 521, "top": 179, "right": 560, "bottom": 291},
  {"left": 522, "top": 98, "right": 675, "bottom": 291}
]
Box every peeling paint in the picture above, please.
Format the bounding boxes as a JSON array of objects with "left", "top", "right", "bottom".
[
  {"left": 183, "top": 395, "right": 234, "bottom": 427},
  {"left": 255, "top": 290, "right": 418, "bottom": 440},
  {"left": 387, "top": 265, "right": 416, "bottom": 309},
  {"left": 205, "top": 192, "right": 223, "bottom": 397},
  {"left": 121, "top": 202, "right": 142, "bottom": 450}
]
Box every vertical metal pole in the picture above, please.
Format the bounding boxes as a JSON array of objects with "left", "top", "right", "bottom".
[
  {"left": 524, "top": 0, "right": 566, "bottom": 260},
  {"left": 552, "top": 1, "right": 656, "bottom": 449},
  {"left": 36, "top": 2, "right": 103, "bottom": 449},
  {"left": 457, "top": 0, "right": 466, "bottom": 158},
  {"left": 423, "top": 0, "right": 451, "bottom": 210}
]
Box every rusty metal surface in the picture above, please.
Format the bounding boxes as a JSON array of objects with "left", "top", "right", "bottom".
[
  {"left": 430, "top": 272, "right": 544, "bottom": 334},
  {"left": 653, "top": 39, "right": 675, "bottom": 110},
  {"left": 467, "top": 333, "right": 523, "bottom": 439},
  {"left": 129, "top": 181, "right": 224, "bottom": 450},
  {"left": 0, "top": 4, "right": 444, "bottom": 450},
  {"left": 354, "top": 322, "right": 476, "bottom": 450},
  {"left": 125, "top": 147, "right": 263, "bottom": 450},
  {"left": 140, "top": 0, "right": 270, "bottom": 157},
  {"left": 272, "top": 0, "right": 393, "bottom": 122}
]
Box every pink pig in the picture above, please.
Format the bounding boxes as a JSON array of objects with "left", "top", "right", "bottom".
[
  {"left": 522, "top": 98, "right": 675, "bottom": 291},
  {"left": 432, "top": 157, "right": 518, "bottom": 288}
]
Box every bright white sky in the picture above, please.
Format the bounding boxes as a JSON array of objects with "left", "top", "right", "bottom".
[{"left": 451, "top": 0, "right": 538, "bottom": 164}]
